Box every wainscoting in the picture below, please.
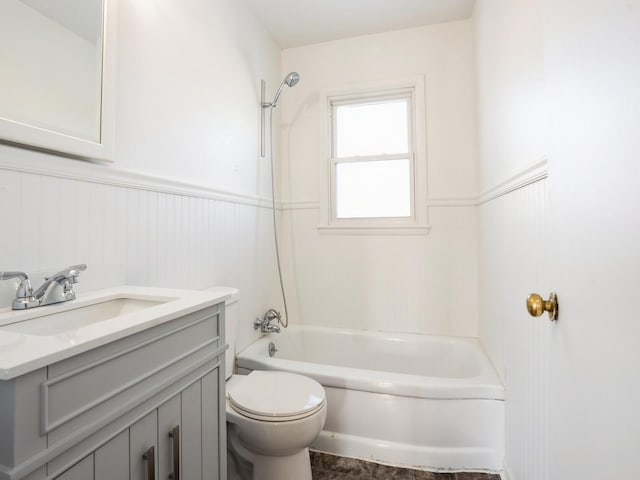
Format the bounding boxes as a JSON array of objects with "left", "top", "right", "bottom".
[
  {"left": 0, "top": 158, "right": 279, "bottom": 352},
  {"left": 479, "top": 171, "right": 549, "bottom": 480}
]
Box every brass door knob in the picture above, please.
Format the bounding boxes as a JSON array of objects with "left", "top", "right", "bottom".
[{"left": 526, "top": 292, "right": 558, "bottom": 321}]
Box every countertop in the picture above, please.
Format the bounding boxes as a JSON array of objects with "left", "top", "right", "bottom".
[{"left": 0, "top": 285, "right": 237, "bottom": 380}]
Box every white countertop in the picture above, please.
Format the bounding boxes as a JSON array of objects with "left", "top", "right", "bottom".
[{"left": 0, "top": 286, "right": 236, "bottom": 380}]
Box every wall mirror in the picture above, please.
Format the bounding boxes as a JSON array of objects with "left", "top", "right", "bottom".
[{"left": 0, "top": 0, "right": 115, "bottom": 161}]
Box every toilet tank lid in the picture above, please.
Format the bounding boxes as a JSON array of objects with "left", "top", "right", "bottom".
[{"left": 227, "top": 371, "right": 325, "bottom": 418}]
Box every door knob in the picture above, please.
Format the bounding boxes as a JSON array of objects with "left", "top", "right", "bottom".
[{"left": 526, "top": 292, "right": 558, "bottom": 321}]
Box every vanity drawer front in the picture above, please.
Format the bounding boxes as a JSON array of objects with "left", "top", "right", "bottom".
[{"left": 44, "top": 305, "right": 221, "bottom": 443}]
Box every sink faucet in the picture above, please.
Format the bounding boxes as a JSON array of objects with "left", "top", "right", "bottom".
[
  {"left": 33, "top": 264, "right": 87, "bottom": 307},
  {"left": 0, "top": 264, "right": 87, "bottom": 310},
  {"left": 254, "top": 308, "right": 282, "bottom": 334}
]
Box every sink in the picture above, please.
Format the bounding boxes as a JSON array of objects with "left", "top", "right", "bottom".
[{"left": 0, "top": 297, "right": 167, "bottom": 336}]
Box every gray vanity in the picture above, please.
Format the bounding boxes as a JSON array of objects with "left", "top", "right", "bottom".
[{"left": 0, "top": 286, "right": 229, "bottom": 480}]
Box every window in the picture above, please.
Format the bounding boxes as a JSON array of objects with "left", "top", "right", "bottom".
[{"left": 319, "top": 77, "right": 429, "bottom": 234}]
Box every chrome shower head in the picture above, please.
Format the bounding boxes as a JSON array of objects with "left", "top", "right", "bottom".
[
  {"left": 264, "top": 71, "right": 300, "bottom": 108},
  {"left": 284, "top": 71, "right": 300, "bottom": 88}
]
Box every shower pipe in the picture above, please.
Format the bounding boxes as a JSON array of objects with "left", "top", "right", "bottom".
[{"left": 261, "top": 72, "right": 300, "bottom": 329}]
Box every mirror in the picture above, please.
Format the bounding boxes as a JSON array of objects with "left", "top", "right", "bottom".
[{"left": 0, "top": 0, "right": 115, "bottom": 161}]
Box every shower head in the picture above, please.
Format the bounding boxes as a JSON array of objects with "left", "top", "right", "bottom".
[
  {"left": 264, "top": 71, "right": 300, "bottom": 108},
  {"left": 284, "top": 71, "right": 300, "bottom": 88}
]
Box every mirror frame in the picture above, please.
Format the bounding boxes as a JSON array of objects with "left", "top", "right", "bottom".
[{"left": 0, "top": 0, "right": 116, "bottom": 162}]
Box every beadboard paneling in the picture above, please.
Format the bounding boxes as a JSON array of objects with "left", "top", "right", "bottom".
[
  {"left": 0, "top": 169, "right": 279, "bottom": 352},
  {"left": 479, "top": 178, "right": 549, "bottom": 480},
  {"left": 280, "top": 205, "right": 479, "bottom": 337}
]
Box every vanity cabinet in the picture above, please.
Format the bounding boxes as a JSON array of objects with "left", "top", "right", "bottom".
[{"left": 0, "top": 303, "right": 227, "bottom": 480}]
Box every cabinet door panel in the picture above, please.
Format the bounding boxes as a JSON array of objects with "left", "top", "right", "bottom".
[
  {"left": 55, "top": 455, "right": 93, "bottom": 480},
  {"left": 22, "top": 466, "right": 45, "bottom": 480},
  {"left": 95, "top": 430, "right": 129, "bottom": 480},
  {"left": 202, "top": 369, "right": 221, "bottom": 480},
  {"left": 181, "top": 382, "right": 202, "bottom": 480},
  {"left": 158, "top": 394, "right": 181, "bottom": 480},
  {"left": 130, "top": 411, "right": 158, "bottom": 480}
]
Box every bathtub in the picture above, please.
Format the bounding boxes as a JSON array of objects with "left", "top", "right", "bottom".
[{"left": 236, "top": 325, "right": 504, "bottom": 473}]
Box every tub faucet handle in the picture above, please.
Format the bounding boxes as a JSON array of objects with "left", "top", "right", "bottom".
[{"left": 254, "top": 308, "right": 282, "bottom": 334}]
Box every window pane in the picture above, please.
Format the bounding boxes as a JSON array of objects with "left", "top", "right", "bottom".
[
  {"left": 335, "top": 99, "right": 408, "bottom": 157},
  {"left": 336, "top": 160, "right": 411, "bottom": 218}
]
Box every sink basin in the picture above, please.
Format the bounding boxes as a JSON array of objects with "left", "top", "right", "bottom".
[{"left": 1, "top": 297, "right": 167, "bottom": 336}]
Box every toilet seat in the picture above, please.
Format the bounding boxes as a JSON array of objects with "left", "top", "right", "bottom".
[{"left": 228, "top": 371, "right": 325, "bottom": 422}]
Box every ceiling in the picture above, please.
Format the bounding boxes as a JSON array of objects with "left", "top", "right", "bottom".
[{"left": 244, "top": 0, "right": 476, "bottom": 49}]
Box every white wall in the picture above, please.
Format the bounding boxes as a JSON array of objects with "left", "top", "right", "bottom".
[
  {"left": 115, "top": 0, "right": 278, "bottom": 198},
  {"left": 474, "top": 0, "right": 549, "bottom": 479},
  {"left": 474, "top": 0, "right": 546, "bottom": 191},
  {"left": 0, "top": 0, "right": 282, "bottom": 353},
  {"left": 278, "top": 21, "right": 479, "bottom": 337}
]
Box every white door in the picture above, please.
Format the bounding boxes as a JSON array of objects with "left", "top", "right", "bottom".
[{"left": 544, "top": 1, "right": 640, "bottom": 478}]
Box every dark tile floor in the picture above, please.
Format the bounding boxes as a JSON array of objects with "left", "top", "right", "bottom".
[{"left": 310, "top": 452, "right": 500, "bottom": 480}]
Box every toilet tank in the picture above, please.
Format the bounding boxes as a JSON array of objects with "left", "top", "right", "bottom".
[
  {"left": 204, "top": 287, "right": 240, "bottom": 380},
  {"left": 224, "top": 291, "right": 240, "bottom": 380}
]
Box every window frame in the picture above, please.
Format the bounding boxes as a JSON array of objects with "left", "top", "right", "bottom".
[{"left": 319, "top": 76, "right": 430, "bottom": 235}]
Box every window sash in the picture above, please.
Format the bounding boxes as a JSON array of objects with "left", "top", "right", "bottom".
[
  {"left": 329, "top": 90, "right": 416, "bottom": 222},
  {"left": 330, "top": 153, "right": 416, "bottom": 221},
  {"left": 331, "top": 92, "right": 413, "bottom": 160}
]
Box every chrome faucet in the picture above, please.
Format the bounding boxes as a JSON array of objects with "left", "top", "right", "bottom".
[
  {"left": 0, "top": 264, "right": 87, "bottom": 310},
  {"left": 33, "top": 264, "right": 87, "bottom": 307},
  {"left": 254, "top": 308, "right": 282, "bottom": 334}
]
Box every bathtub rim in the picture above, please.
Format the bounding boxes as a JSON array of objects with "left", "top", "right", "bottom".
[{"left": 236, "top": 325, "right": 504, "bottom": 401}]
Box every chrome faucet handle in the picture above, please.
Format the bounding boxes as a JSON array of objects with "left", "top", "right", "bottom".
[
  {"left": 264, "top": 308, "right": 281, "bottom": 324},
  {"left": 0, "top": 271, "right": 38, "bottom": 310},
  {"left": 48, "top": 264, "right": 87, "bottom": 281},
  {"left": 254, "top": 317, "right": 264, "bottom": 330},
  {"left": 254, "top": 309, "right": 282, "bottom": 334}
]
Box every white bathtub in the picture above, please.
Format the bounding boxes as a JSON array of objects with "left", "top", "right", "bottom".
[{"left": 236, "top": 325, "right": 504, "bottom": 473}]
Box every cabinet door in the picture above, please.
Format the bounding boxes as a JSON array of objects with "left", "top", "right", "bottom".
[
  {"left": 95, "top": 430, "right": 129, "bottom": 480},
  {"left": 202, "top": 370, "right": 222, "bottom": 480},
  {"left": 54, "top": 455, "right": 93, "bottom": 480},
  {"left": 22, "top": 467, "right": 45, "bottom": 480},
  {"left": 181, "top": 381, "right": 203, "bottom": 480},
  {"left": 158, "top": 394, "right": 181, "bottom": 480},
  {"left": 130, "top": 411, "right": 158, "bottom": 480}
]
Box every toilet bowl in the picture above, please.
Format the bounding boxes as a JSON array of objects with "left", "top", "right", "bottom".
[{"left": 226, "top": 371, "right": 327, "bottom": 480}]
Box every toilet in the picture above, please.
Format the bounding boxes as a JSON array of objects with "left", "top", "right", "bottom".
[{"left": 223, "top": 292, "right": 327, "bottom": 480}]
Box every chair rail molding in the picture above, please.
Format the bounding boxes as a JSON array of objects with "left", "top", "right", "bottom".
[{"left": 0, "top": 153, "right": 273, "bottom": 209}]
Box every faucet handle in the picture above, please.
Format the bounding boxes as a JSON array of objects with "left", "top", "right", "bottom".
[
  {"left": 0, "top": 271, "right": 30, "bottom": 282},
  {"left": 0, "top": 271, "right": 33, "bottom": 295},
  {"left": 65, "top": 264, "right": 87, "bottom": 276},
  {"left": 0, "top": 271, "right": 38, "bottom": 309},
  {"left": 49, "top": 264, "right": 87, "bottom": 282}
]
